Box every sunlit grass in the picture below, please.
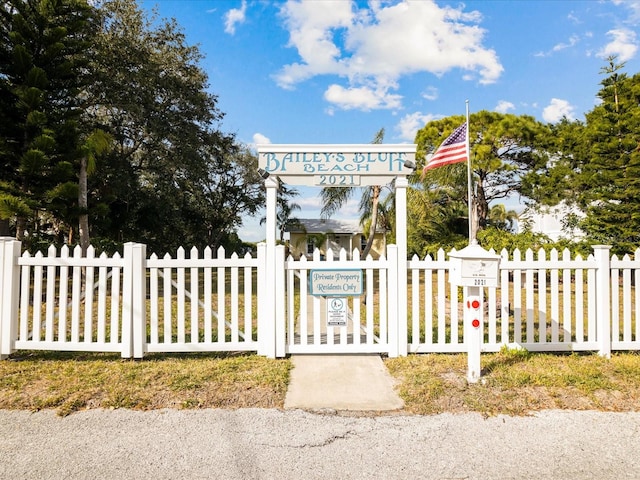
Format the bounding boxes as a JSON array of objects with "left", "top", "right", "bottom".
[
  {"left": 0, "top": 351, "right": 291, "bottom": 416},
  {"left": 385, "top": 350, "right": 640, "bottom": 416}
]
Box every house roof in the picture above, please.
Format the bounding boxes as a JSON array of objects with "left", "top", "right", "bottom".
[{"left": 285, "top": 218, "right": 364, "bottom": 234}]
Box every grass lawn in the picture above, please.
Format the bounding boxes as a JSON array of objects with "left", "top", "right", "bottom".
[{"left": 0, "top": 349, "right": 639, "bottom": 417}]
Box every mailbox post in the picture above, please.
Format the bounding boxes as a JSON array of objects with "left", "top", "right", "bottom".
[{"left": 449, "top": 242, "right": 500, "bottom": 383}]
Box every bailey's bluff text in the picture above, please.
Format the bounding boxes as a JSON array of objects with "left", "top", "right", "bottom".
[{"left": 260, "top": 151, "right": 410, "bottom": 175}]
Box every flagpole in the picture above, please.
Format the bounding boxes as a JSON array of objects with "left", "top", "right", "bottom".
[{"left": 465, "top": 100, "right": 473, "bottom": 244}]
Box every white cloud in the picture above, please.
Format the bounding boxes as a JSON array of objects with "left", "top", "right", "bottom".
[
  {"left": 323, "top": 84, "right": 402, "bottom": 111},
  {"left": 395, "top": 112, "right": 439, "bottom": 142},
  {"left": 296, "top": 195, "right": 324, "bottom": 212},
  {"left": 542, "top": 98, "right": 576, "bottom": 123},
  {"left": 597, "top": 28, "right": 638, "bottom": 62},
  {"left": 552, "top": 34, "right": 580, "bottom": 53},
  {"left": 253, "top": 133, "right": 271, "bottom": 145},
  {"left": 567, "top": 11, "right": 581, "bottom": 24},
  {"left": 535, "top": 34, "right": 580, "bottom": 57},
  {"left": 495, "top": 100, "right": 515, "bottom": 114},
  {"left": 613, "top": 0, "right": 640, "bottom": 24},
  {"left": 224, "top": 0, "right": 247, "bottom": 35},
  {"left": 421, "top": 86, "right": 438, "bottom": 101},
  {"left": 274, "top": 0, "right": 503, "bottom": 111}
]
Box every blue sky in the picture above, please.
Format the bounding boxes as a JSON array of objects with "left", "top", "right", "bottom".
[{"left": 140, "top": 0, "right": 640, "bottom": 241}]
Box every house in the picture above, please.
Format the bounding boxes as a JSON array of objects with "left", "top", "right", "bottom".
[
  {"left": 285, "top": 218, "right": 387, "bottom": 260},
  {"left": 518, "top": 202, "right": 585, "bottom": 242}
]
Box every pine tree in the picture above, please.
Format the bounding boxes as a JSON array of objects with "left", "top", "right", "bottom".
[
  {"left": 0, "top": 0, "right": 96, "bottom": 247},
  {"left": 578, "top": 57, "right": 640, "bottom": 254}
]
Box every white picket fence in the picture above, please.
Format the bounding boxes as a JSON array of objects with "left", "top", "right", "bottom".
[
  {"left": 1, "top": 238, "right": 639, "bottom": 359},
  {"left": 408, "top": 245, "right": 638, "bottom": 356}
]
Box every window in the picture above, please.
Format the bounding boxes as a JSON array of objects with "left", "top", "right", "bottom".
[
  {"left": 360, "top": 234, "right": 367, "bottom": 252},
  {"left": 306, "top": 237, "right": 315, "bottom": 255}
]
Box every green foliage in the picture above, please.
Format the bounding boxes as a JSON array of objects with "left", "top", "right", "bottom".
[
  {"left": 477, "top": 227, "right": 553, "bottom": 254},
  {"left": 415, "top": 112, "right": 551, "bottom": 235},
  {"left": 532, "top": 57, "right": 640, "bottom": 256},
  {"left": 406, "top": 173, "right": 472, "bottom": 258},
  {"left": 0, "top": 0, "right": 96, "bottom": 249},
  {"left": 476, "top": 226, "right": 593, "bottom": 257},
  {"left": 577, "top": 59, "right": 640, "bottom": 254},
  {"left": 0, "top": 0, "right": 263, "bottom": 253}
]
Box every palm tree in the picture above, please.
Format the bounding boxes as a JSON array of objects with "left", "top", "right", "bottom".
[
  {"left": 78, "top": 130, "right": 111, "bottom": 255},
  {"left": 487, "top": 204, "right": 519, "bottom": 232},
  {"left": 320, "top": 128, "right": 387, "bottom": 258}
]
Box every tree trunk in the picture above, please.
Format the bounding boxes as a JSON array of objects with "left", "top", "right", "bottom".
[
  {"left": 78, "top": 155, "right": 90, "bottom": 256},
  {"left": 361, "top": 186, "right": 381, "bottom": 258},
  {"left": 0, "top": 218, "right": 10, "bottom": 237},
  {"left": 475, "top": 177, "right": 489, "bottom": 239},
  {"left": 15, "top": 217, "right": 26, "bottom": 241}
]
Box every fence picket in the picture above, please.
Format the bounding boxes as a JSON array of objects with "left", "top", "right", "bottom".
[
  {"left": 110, "top": 253, "right": 121, "bottom": 344},
  {"left": 177, "top": 247, "right": 186, "bottom": 344},
  {"left": 612, "top": 254, "right": 621, "bottom": 342},
  {"left": 150, "top": 253, "right": 159, "bottom": 344},
  {"left": 575, "top": 257, "right": 585, "bottom": 343},
  {"left": 513, "top": 248, "right": 523, "bottom": 344},
  {"left": 622, "top": 254, "right": 632, "bottom": 342},
  {"left": 189, "top": 247, "right": 199, "bottom": 344},
  {"left": 45, "top": 246, "right": 56, "bottom": 342},
  {"left": 97, "top": 253, "right": 109, "bottom": 344},
  {"left": 162, "top": 253, "right": 172, "bottom": 344},
  {"left": 204, "top": 247, "right": 213, "bottom": 343},
  {"left": 587, "top": 257, "right": 597, "bottom": 342},
  {"left": 71, "top": 247, "right": 82, "bottom": 343},
  {"left": 231, "top": 252, "right": 239, "bottom": 344},
  {"left": 19, "top": 252, "right": 30, "bottom": 342},
  {"left": 58, "top": 246, "right": 69, "bottom": 342},
  {"left": 562, "top": 249, "right": 572, "bottom": 343},
  {"left": 500, "top": 249, "right": 510, "bottom": 344}
]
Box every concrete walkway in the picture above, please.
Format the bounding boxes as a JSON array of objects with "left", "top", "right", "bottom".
[
  {"left": 284, "top": 354, "right": 404, "bottom": 411},
  {"left": 284, "top": 290, "right": 404, "bottom": 412}
]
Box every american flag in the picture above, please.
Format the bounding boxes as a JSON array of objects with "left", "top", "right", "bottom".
[{"left": 423, "top": 122, "right": 468, "bottom": 171}]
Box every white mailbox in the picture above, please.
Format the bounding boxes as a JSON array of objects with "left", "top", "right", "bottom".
[{"left": 449, "top": 242, "right": 501, "bottom": 288}]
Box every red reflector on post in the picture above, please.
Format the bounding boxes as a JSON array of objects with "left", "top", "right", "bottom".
[
  {"left": 471, "top": 319, "right": 480, "bottom": 328},
  {"left": 471, "top": 299, "right": 480, "bottom": 309}
]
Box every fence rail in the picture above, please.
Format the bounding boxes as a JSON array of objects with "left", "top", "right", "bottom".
[{"left": 1, "top": 238, "right": 639, "bottom": 359}]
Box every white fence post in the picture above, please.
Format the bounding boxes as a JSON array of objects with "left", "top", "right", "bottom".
[
  {"left": 132, "top": 243, "right": 147, "bottom": 359},
  {"left": 593, "top": 245, "right": 612, "bottom": 358},
  {"left": 0, "top": 238, "right": 21, "bottom": 359},
  {"left": 122, "top": 242, "right": 147, "bottom": 359},
  {"left": 275, "top": 245, "right": 286, "bottom": 358},
  {"left": 122, "top": 243, "right": 133, "bottom": 358}
]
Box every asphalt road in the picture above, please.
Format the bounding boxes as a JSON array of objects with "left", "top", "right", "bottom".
[{"left": 1, "top": 408, "right": 639, "bottom": 479}]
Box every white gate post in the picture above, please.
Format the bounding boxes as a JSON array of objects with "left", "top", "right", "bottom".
[
  {"left": 261, "top": 176, "right": 279, "bottom": 359},
  {"left": 387, "top": 244, "right": 399, "bottom": 357},
  {"left": 0, "top": 238, "right": 21, "bottom": 359},
  {"left": 593, "top": 245, "right": 611, "bottom": 358},
  {"left": 395, "top": 177, "right": 408, "bottom": 356},
  {"left": 275, "top": 244, "right": 286, "bottom": 357}
]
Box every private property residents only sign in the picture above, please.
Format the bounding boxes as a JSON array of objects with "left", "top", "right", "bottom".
[{"left": 309, "top": 269, "right": 363, "bottom": 297}]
